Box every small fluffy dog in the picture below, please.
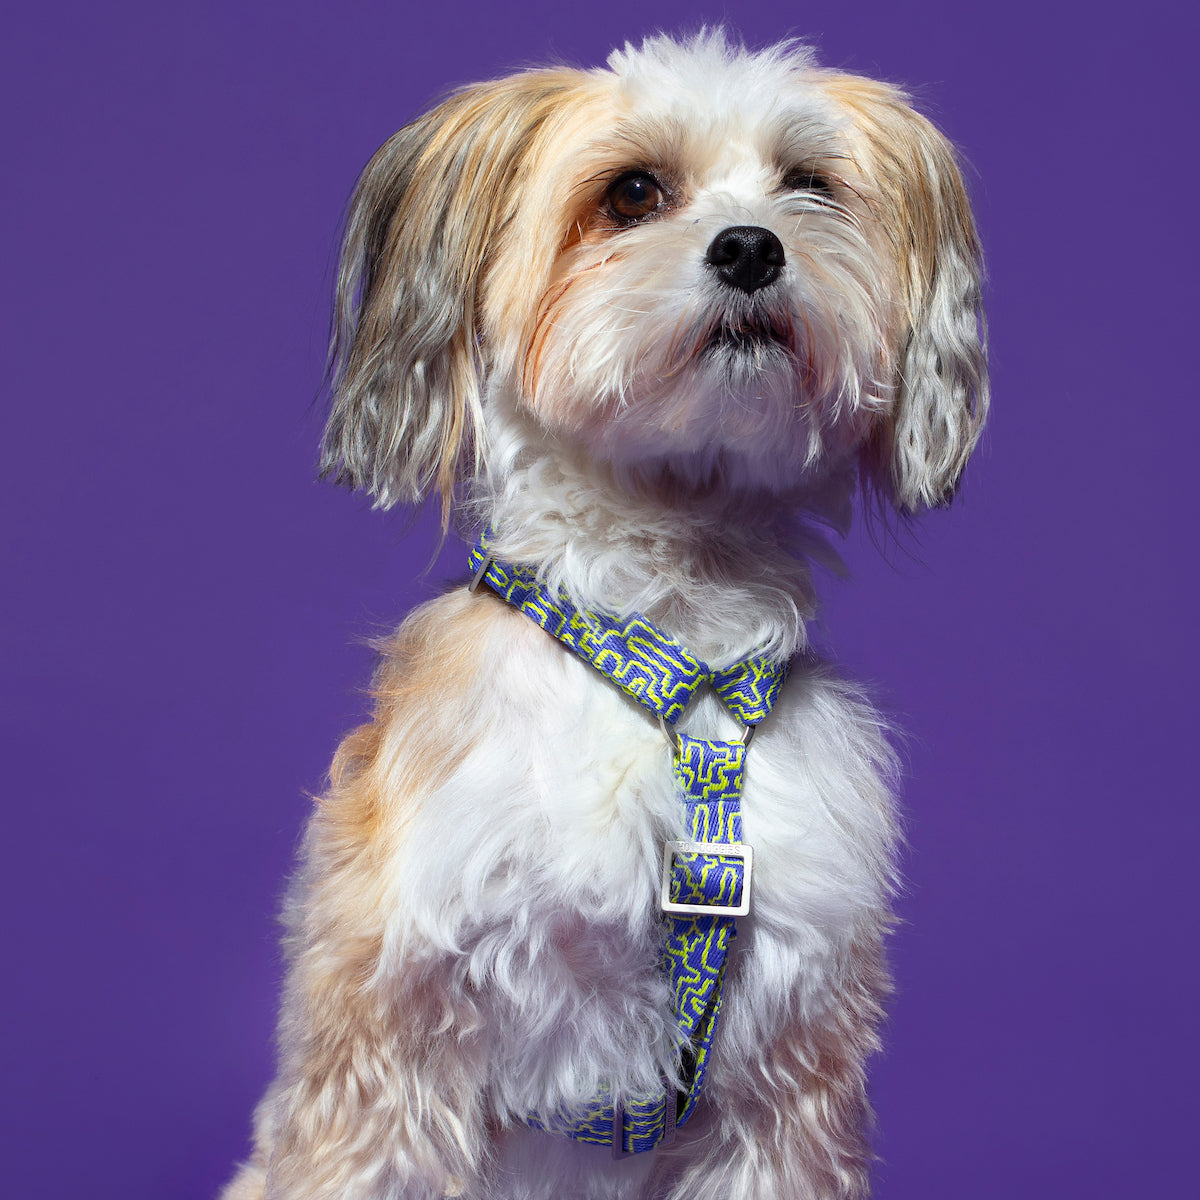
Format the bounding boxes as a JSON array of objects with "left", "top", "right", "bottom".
[{"left": 224, "top": 31, "right": 986, "bottom": 1200}]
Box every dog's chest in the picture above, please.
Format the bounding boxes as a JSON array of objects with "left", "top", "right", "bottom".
[{"left": 390, "top": 624, "right": 893, "bottom": 1107}]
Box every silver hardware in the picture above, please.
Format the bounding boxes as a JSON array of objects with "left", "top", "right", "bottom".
[
  {"left": 660, "top": 718, "right": 756, "bottom": 751},
  {"left": 658, "top": 715, "right": 679, "bottom": 752},
  {"left": 468, "top": 554, "right": 494, "bottom": 594},
  {"left": 660, "top": 840, "right": 753, "bottom": 917},
  {"left": 660, "top": 1086, "right": 678, "bottom": 1147},
  {"left": 611, "top": 1101, "right": 629, "bottom": 1159}
]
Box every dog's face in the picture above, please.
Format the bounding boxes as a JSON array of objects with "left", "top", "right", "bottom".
[{"left": 322, "top": 33, "right": 987, "bottom": 514}]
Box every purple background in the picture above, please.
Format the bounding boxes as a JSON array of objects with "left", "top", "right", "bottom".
[{"left": 4, "top": 3, "right": 1196, "bottom": 1196}]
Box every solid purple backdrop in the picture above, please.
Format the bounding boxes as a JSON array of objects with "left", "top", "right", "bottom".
[{"left": 3, "top": 3, "right": 1196, "bottom": 1196}]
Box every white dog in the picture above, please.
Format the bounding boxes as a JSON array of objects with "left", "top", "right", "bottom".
[{"left": 224, "top": 30, "right": 987, "bottom": 1200}]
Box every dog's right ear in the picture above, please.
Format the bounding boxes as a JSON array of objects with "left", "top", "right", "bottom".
[
  {"left": 817, "top": 73, "right": 989, "bottom": 513},
  {"left": 320, "top": 70, "right": 585, "bottom": 518}
]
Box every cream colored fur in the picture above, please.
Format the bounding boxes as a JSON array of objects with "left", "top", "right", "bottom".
[{"left": 225, "top": 29, "right": 986, "bottom": 1200}]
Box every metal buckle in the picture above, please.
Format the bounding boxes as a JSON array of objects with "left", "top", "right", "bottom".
[
  {"left": 660, "top": 840, "right": 753, "bottom": 918},
  {"left": 659, "top": 718, "right": 756, "bottom": 751},
  {"left": 658, "top": 715, "right": 678, "bottom": 752},
  {"left": 611, "top": 1101, "right": 629, "bottom": 1159},
  {"left": 660, "top": 1086, "right": 678, "bottom": 1148},
  {"left": 467, "top": 553, "right": 494, "bottom": 594}
]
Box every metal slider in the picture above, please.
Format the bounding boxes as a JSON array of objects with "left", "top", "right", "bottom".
[
  {"left": 659, "top": 717, "right": 756, "bottom": 752},
  {"left": 660, "top": 1086, "right": 678, "bottom": 1148},
  {"left": 611, "top": 1101, "right": 629, "bottom": 1159},
  {"left": 658, "top": 715, "right": 679, "bottom": 752},
  {"left": 467, "top": 554, "right": 494, "bottom": 594},
  {"left": 660, "top": 840, "right": 753, "bottom": 918}
]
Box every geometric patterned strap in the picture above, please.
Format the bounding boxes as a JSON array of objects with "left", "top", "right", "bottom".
[
  {"left": 467, "top": 538, "right": 785, "bottom": 1156},
  {"left": 468, "top": 540, "right": 706, "bottom": 723},
  {"left": 468, "top": 537, "right": 789, "bottom": 727},
  {"left": 710, "top": 656, "right": 789, "bottom": 725},
  {"left": 662, "top": 735, "right": 748, "bottom": 1129},
  {"left": 528, "top": 735, "right": 752, "bottom": 1155}
]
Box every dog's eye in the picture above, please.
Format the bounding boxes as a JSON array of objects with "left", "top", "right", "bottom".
[
  {"left": 607, "top": 171, "right": 664, "bottom": 223},
  {"left": 781, "top": 167, "right": 834, "bottom": 198}
]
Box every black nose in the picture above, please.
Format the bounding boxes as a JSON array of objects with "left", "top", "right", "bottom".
[{"left": 705, "top": 225, "right": 785, "bottom": 293}]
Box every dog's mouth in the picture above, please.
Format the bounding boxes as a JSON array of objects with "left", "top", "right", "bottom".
[{"left": 702, "top": 314, "right": 794, "bottom": 357}]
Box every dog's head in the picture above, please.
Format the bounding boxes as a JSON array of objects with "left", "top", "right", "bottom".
[{"left": 321, "top": 32, "right": 987, "bottom": 518}]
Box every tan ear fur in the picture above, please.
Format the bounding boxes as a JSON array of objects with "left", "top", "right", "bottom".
[
  {"left": 819, "top": 74, "right": 989, "bottom": 511},
  {"left": 320, "top": 69, "right": 593, "bottom": 519}
]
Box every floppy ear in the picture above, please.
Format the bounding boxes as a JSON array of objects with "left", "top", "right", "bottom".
[
  {"left": 821, "top": 75, "right": 989, "bottom": 512},
  {"left": 320, "top": 70, "right": 585, "bottom": 517}
]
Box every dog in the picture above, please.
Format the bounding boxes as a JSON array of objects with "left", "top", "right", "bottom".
[{"left": 223, "top": 29, "right": 987, "bottom": 1200}]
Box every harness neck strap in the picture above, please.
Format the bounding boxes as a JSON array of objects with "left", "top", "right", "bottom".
[{"left": 467, "top": 539, "right": 787, "bottom": 727}]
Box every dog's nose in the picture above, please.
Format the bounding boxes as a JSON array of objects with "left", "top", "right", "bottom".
[{"left": 705, "top": 226, "right": 785, "bottom": 293}]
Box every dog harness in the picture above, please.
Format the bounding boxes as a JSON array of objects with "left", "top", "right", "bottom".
[{"left": 467, "top": 537, "right": 789, "bottom": 1156}]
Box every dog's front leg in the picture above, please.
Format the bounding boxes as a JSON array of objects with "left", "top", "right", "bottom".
[
  {"left": 224, "top": 925, "right": 489, "bottom": 1200},
  {"left": 261, "top": 955, "right": 489, "bottom": 1200},
  {"left": 255, "top": 817, "right": 491, "bottom": 1200},
  {"left": 226, "top": 598, "right": 505, "bottom": 1200},
  {"left": 658, "top": 935, "right": 886, "bottom": 1200}
]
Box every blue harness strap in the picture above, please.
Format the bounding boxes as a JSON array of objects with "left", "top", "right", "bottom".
[{"left": 467, "top": 537, "right": 788, "bottom": 1156}]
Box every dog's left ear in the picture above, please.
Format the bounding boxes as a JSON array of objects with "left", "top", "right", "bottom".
[{"left": 822, "top": 75, "right": 989, "bottom": 512}]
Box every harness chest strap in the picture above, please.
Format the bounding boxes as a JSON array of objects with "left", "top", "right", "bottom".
[{"left": 467, "top": 539, "right": 789, "bottom": 1156}]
